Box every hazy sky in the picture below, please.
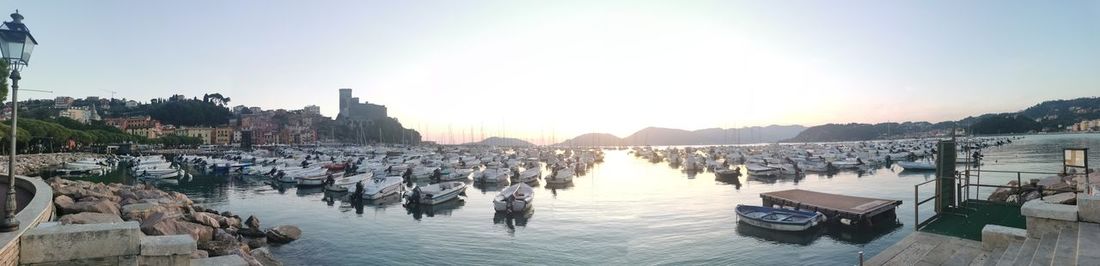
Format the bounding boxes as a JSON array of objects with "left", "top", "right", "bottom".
[{"left": 9, "top": 1, "right": 1100, "bottom": 144}]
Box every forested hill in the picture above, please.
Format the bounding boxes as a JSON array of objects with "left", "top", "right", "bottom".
[{"left": 784, "top": 97, "right": 1100, "bottom": 142}]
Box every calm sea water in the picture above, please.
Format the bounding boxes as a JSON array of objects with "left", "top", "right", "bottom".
[{"left": 69, "top": 133, "right": 1100, "bottom": 265}]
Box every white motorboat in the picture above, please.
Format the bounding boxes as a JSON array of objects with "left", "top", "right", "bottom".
[
  {"left": 136, "top": 168, "right": 185, "bottom": 179},
  {"left": 325, "top": 172, "right": 374, "bottom": 192},
  {"left": 441, "top": 168, "right": 474, "bottom": 181},
  {"left": 897, "top": 161, "right": 936, "bottom": 171},
  {"left": 545, "top": 168, "right": 574, "bottom": 184},
  {"left": 746, "top": 164, "right": 780, "bottom": 177},
  {"left": 297, "top": 171, "right": 343, "bottom": 187},
  {"left": 493, "top": 183, "right": 534, "bottom": 212},
  {"left": 361, "top": 176, "right": 405, "bottom": 199},
  {"left": 477, "top": 168, "right": 510, "bottom": 184},
  {"left": 517, "top": 167, "right": 540, "bottom": 184},
  {"left": 407, "top": 182, "right": 467, "bottom": 205}
]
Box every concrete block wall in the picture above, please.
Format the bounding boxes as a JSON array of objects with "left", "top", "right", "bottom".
[
  {"left": 19, "top": 222, "right": 141, "bottom": 265},
  {"left": 18, "top": 222, "right": 196, "bottom": 266},
  {"left": 139, "top": 235, "right": 194, "bottom": 266},
  {"left": 1021, "top": 199, "right": 1079, "bottom": 238}
]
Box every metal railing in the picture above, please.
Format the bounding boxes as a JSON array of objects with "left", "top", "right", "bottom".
[
  {"left": 958, "top": 169, "right": 1080, "bottom": 205},
  {"left": 913, "top": 178, "right": 938, "bottom": 230},
  {"left": 914, "top": 168, "right": 1085, "bottom": 231}
]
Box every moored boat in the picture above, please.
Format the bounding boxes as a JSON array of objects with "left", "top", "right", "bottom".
[
  {"left": 361, "top": 176, "right": 405, "bottom": 199},
  {"left": 735, "top": 205, "right": 825, "bottom": 232},
  {"left": 897, "top": 161, "right": 936, "bottom": 171},
  {"left": 407, "top": 182, "right": 467, "bottom": 205},
  {"left": 493, "top": 183, "right": 534, "bottom": 212}
]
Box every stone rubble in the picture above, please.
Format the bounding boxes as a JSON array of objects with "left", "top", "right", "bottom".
[
  {"left": 47, "top": 177, "right": 300, "bottom": 266},
  {"left": 987, "top": 169, "right": 1098, "bottom": 204},
  {"left": 0, "top": 153, "right": 106, "bottom": 176}
]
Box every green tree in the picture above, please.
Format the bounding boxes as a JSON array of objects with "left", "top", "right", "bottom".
[{"left": 0, "top": 60, "right": 8, "bottom": 103}]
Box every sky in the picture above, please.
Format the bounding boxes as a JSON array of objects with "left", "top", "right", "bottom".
[{"left": 7, "top": 0, "right": 1100, "bottom": 144}]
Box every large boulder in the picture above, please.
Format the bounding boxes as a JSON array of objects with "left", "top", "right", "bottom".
[
  {"left": 243, "top": 237, "right": 267, "bottom": 249},
  {"left": 245, "top": 215, "right": 261, "bottom": 229},
  {"left": 141, "top": 212, "right": 213, "bottom": 242},
  {"left": 53, "top": 195, "right": 76, "bottom": 214},
  {"left": 265, "top": 225, "right": 301, "bottom": 244},
  {"left": 58, "top": 212, "right": 124, "bottom": 225},
  {"left": 220, "top": 216, "right": 242, "bottom": 229},
  {"left": 192, "top": 212, "right": 223, "bottom": 228},
  {"left": 121, "top": 202, "right": 168, "bottom": 222},
  {"left": 987, "top": 181, "right": 1019, "bottom": 202},
  {"left": 250, "top": 248, "right": 282, "bottom": 266},
  {"left": 71, "top": 199, "right": 121, "bottom": 216},
  {"left": 238, "top": 228, "right": 266, "bottom": 238}
]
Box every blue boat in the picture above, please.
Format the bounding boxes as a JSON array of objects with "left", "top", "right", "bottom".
[{"left": 735, "top": 205, "right": 826, "bottom": 231}]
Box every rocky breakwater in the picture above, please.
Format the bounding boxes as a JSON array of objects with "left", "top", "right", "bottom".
[
  {"left": 48, "top": 178, "right": 299, "bottom": 266},
  {"left": 0, "top": 153, "right": 104, "bottom": 176},
  {"left": 987, "top": 169, "right": 1098, "bottom": 204}
]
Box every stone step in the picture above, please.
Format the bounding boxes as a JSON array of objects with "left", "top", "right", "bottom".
[
  {"left": 1010, "top": 237, "right": 1040, "bottom": 266},
  {"left": 996, "top": 241, "right": 1024, "bottom": 266},
  {"left": 1051, "top": 226, "right": 1078, "bottom": 266},
  {"left": 1079, "top": 222, "right": 1100, "bottom": 265},
  {"left": 980, "top": 247, "right": 1007, "bottom": 266},
  {"left": 944, "top": 245, "right": 980, "bottom": 266},
  {"left": 1029, "top": 231, "right": 1058, "bottom": 266}
]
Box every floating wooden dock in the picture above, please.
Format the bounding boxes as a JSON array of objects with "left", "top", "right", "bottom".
[{"left": 759, "top": 189, "right": 901, "bottom": 225}]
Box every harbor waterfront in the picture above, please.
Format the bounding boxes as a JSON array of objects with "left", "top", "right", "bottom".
[{"left": 50, "top": 133, "right": 1100, "bottom": 265}]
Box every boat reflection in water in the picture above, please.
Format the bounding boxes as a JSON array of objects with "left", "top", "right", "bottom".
[
  {"left": 735, "top": 218, "right": 903, "bottom": 246},
  {"left": 322, "top": 191, "right": 346, "bottom": 206},
  {"left": 543, "top": 182, "right": 574, "bottom": 198},
  {"left": 269, "top": 181, "right": 295, "bottom": 194},
  {"left": 493, "top": 208, "right": 534, "bottom": 232},
  {"left": 296, "top": 185, "right": 324, "bottom": 196},
  {"left": 338, "top": 192, "right": 403, "bottom": 215},
  {"left": 474, "top": 181, "right": 505, "bottom": 194},
  {"left": 405, "top": 198, "right": 466, "bottom": 220},
  {"left": 745, "top": 174, "right": 805, "bottom": 185},
  {"left": 714, "top": 174, "right": 742, "bottom": 190}
]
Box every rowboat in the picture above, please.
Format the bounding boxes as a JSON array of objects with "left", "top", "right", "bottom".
[{"left": 735, "top": 205, "right": 825, "bottom": 232}]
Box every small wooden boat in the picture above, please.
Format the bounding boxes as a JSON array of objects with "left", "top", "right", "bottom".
[{"left": 735, "top": 205, "right": 825, "bottom": 232}]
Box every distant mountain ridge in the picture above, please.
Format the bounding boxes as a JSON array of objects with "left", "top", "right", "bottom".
[
  {"left": 465, "top": 137, "right": 535, "bottom": 147},
  {"left": 558, "top": 125, "right": 806, "bottom": 146},
  {"left": 784, "top": 97, "right": 1100, "bottom": 142}
]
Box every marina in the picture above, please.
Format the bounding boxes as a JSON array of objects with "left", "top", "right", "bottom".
[{"left": 46, "top": 133, "right": 1098, "bottom": 265}]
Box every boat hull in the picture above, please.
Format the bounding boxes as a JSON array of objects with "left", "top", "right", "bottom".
[{"left": 735, "top": 205, "right": 823, "bottom": 232}]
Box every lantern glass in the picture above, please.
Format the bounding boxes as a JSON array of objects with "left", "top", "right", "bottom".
[{"left": 0, "top": 29, "right": 34, "bottom": 65}]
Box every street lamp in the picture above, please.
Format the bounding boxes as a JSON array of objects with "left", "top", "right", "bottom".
[{"left": 0, "top": 10, "right": 37, "bottom": 232}]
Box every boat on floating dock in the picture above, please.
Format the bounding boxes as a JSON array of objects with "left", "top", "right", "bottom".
[
  {"left": 759, "top": 189, "right": 901, "bottom": 226},
  {"left": 735, "top": 205, "right": 826, "bottom": 231}
]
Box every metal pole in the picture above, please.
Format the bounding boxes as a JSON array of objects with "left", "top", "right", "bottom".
[
  {"left": 859, "top": 251, "right": 864, "bottom": 266},
  {"left": 1, "top": 68, "right": 20, "bottom": 232},
  {"left": 914, "top": 184, "right": 918, "bottom": 231}
]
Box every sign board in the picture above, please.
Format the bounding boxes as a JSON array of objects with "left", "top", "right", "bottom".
[{"left": 1065, "top": 148, "right": 1087, "bottom": 168}]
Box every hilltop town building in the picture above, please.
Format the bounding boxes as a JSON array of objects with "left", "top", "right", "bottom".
[
  {"left": 1072, "top": 119, "right": 1100, "bottom": 132},
  {"left": 53, "top": 96, "right": 74, "bottom": 109},
  {"left": 58, "top": 106, "right": 101, "bottom": 124},
  {"left": 337, "top": 88, "right": 387, "bottom": 123}
]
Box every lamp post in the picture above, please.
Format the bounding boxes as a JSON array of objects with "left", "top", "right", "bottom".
[{"left": 0, "top": 10, "right": 38, "bottom": 232}]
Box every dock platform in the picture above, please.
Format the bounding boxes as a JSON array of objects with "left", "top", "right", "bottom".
[{"left": 759, "top": 189, "right": 901, "bottom": 225}]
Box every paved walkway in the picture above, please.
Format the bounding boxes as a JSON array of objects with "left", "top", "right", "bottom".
[{"left": 866, "top": 231, "right": 987, "bottom": 266}]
